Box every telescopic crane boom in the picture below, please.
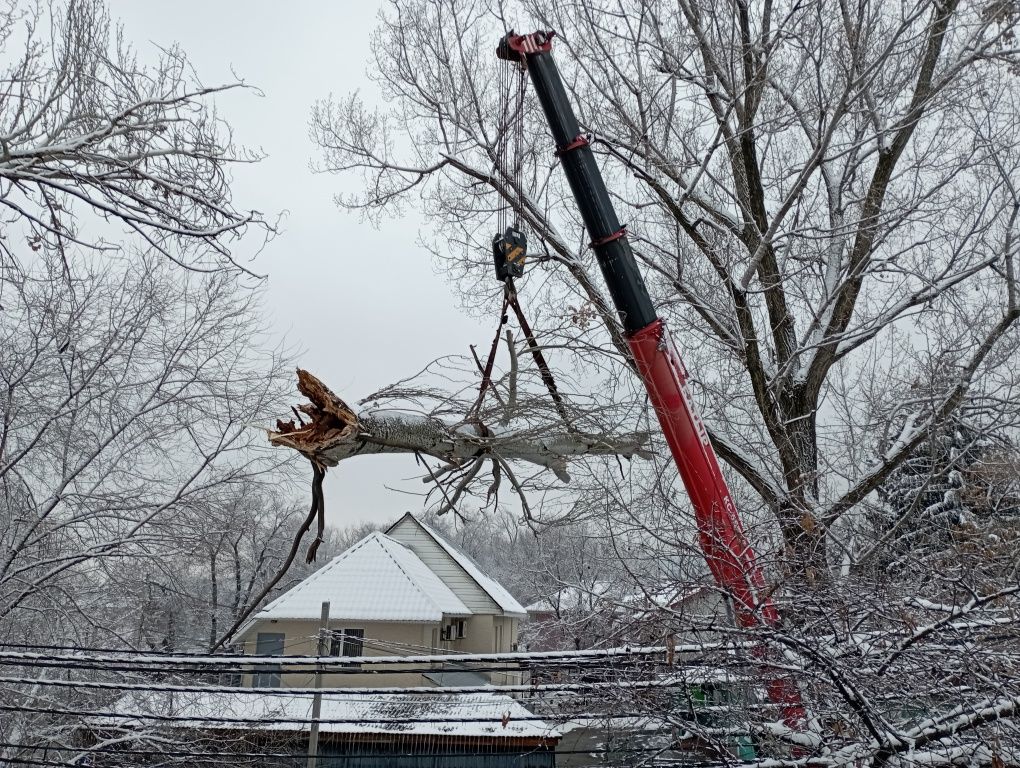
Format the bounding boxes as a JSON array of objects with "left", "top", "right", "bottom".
[{"left": 497, "top": 30, "right": 804, "bottom": 724}]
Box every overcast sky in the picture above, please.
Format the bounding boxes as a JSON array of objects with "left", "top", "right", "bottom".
[{"left": 108, "top": 2, "right": 483, "bottom": 529}]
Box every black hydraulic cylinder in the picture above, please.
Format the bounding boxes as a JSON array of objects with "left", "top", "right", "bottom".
[{"left": 503, "top": 37, "right": 657, "bottom": 333}]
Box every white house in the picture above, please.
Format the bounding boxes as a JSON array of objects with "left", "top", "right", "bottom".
[{"left": 232, "top": 513, "right": 527, "bottom": 688}]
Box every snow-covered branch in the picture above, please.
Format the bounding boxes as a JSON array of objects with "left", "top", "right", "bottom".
[
  {"left": 0, "top": 1, "right": 269, "bottom": 273},
  {"left": 822, "top": 301, "right": 1020, "bottom": 527}
]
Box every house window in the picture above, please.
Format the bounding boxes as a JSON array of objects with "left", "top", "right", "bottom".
[
  {"left": 253, "top": 632, "right": 284, "bottom": 688},
  {"left": 330, "top": 628, "right": 365, "bottom": 666},
  {"left": 221, "top": 643, "right": 244, "bottom": 687},
  {"left": 456, "top": 620, "right": 466, "bottom": 639}
]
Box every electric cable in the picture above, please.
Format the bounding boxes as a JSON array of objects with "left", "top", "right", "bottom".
[{"left": 0, "top": 672, "right": 690, "bottom": 696}]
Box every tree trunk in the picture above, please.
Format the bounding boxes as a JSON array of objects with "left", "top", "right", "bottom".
[
  {"left": 777, "top": 386, "right": 827, "bottom": 583},
  {"left": 208, "top": 546, "right": 218, "bottom": 652}
]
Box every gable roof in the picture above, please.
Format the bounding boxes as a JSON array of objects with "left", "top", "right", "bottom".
[
  {"left": 388, "top": 514, "right": 527, "bottom": 618},
  {"left": 241, "top": 532, "right": 470, "bottom": 633}
]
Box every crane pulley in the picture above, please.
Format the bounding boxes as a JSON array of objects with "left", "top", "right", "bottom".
[{"left": 492, "top": 226, "right": 527, "bottom": 281}]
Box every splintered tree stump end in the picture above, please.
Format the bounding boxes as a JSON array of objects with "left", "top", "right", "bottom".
[{"left": 268, "top": 369, "right": 360, "bottom": 465}]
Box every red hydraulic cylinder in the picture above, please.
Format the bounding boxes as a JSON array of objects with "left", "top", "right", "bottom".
[
  {"left": 629, "top": 321, "right": 805, "bottom": 725},
  {"left": 628, "top": 320, "right": 774, "bottom": 627}
]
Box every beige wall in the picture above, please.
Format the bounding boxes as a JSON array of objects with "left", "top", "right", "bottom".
[
  {"left": 239, "top": 613, "right": 522, "bottom": 688},
  {"left": 454, "top": 614, "right": 519, "bottom": 654},
  {"left": 240, "top": 618, "right": 436, "bottom": 688}
]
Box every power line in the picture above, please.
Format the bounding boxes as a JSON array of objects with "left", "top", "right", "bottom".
[
  {"left": 0, "top": 643, "right": 679, "bottom": 667},
  {"left": 0, "top": 657, "right": 659, "bottom": 677},
  {"left": 0, "top": 644, "right": 670, "bottom": 676},
  {"left": 0, "top": 673, "right": 689, "bottom": 697}
]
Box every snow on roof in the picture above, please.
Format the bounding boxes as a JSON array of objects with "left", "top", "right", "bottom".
[
  {"left": 524, "top": 584, "right": 715, "bottom": 620},
  {"left": 619, "top": 585, "right": 712, "bottom": 612},
  {"left": 525, "top": 582, "right": 615, "bottom": 614},
  {"left": 524, "top": 598, "right": 554, "bottom": 613},
  {"left": 246, "top": 532, "right": 471, "bottom": 627},
  {"left": 103, "top": 691, "right": 559, "bottom": 740},
  {"left": 409, "top": 516, "right": 528, "bottom": 618}
]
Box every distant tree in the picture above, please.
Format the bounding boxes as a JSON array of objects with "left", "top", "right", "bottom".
[
  {"left": 0, "top": 0, "right": 284, "bottom": 648},
  {"left": 0, "top": 249, "right": 290, "bottom": 644},
  {"left": 0, "top": 2, "right": 287, "bottom": 763},
  {"left": 117, "top": 489, "right": 327, "bottom": 653},
  {"left": 327, "top": 519, "right": 385, "bottom": 554},
  {"left": 0, "top": 0, "right": 269, "bottom": 275}
]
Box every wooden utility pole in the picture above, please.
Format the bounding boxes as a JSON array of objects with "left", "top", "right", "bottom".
[{"left": 307, "top": 601, "right": 330, "bottom": 768}]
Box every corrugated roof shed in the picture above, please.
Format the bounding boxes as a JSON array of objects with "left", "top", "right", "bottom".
[{"left": 105, "top": 691, "right": 560, "bottom": 740}]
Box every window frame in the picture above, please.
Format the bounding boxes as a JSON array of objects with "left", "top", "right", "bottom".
[
  {"left": 330, "top": 628, "right": 365, "bottom": 667},
  {"left": 252, "top": 632, "right": 285, "bottom": 688}
]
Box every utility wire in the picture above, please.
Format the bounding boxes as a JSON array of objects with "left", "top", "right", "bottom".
[
  {"left": 0, "top": 657, "right": 660, "bottom": 676},
  {"left": 0, "top": 643, "right": 677, "bottom": 667},
  {"left": 0, "top": 673, "right": 689, "bottom": 697},
  {"left": 0, "top": 743, "right": 712, "bottom": 768}
]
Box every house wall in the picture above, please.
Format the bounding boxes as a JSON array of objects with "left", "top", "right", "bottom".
[
  {"left": 387, "top": 517, "right": 502, "bottom": 614},
  {"left": 318, "top": 741, "right": 556, "bottom": 768},
  {"left": 456, "top": 614, "right": 521, "bottom": 684},
  {"left": 240, "top": 619, "right": 437, "bottom": 688},
  {"left": 156, "top": 729, "right": 558, "bottom": 768},
  {"left": 239, "top": 616, "right": 522, "bottom": 688},
  {"left": 492, "top": 616, "right": 522, "bottom": 685},
  {"left": 672, "top": 590, "right": 729, "bottom": 653}
]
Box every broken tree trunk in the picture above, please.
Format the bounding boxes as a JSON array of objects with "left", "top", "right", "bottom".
[{"left": 268, "top": 369, "right": 650, "bottom": 480}]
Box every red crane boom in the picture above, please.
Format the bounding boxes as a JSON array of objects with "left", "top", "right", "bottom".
[{"left": 497, "top": 30, "right": 804, "bottom": 725}]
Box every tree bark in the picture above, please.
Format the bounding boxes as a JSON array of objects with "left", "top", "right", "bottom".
[{"left": 269, "top": 370, "right": 651, "bottom": 477}]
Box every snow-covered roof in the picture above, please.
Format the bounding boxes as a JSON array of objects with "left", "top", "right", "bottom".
[
  {"left": 619, "top": 585, "right": 712, "bottom": 611},
  {"left": 525, "top": 582, "right": 615, "bottom": 614},
  {"left": 243, "top": 532, "right": 471, "bottom": 630},
  {"left": 524, "top": 598, "right": 554, "bottom": 613},
  {"left": 102, "top": 691, "right": 559, "bottom": 740},
  {"left": 409, "top": 517, "right": 528, "bottom": 618}
]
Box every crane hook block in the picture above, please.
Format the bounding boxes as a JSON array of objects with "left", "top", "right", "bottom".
[{"left": 492, "top": 227, "right": 527, "bottom": 280}]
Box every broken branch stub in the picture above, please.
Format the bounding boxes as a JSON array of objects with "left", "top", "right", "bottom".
[
  {"left": 270, "top": 369, "right": 361, "bottom": 466},
  {"left": 268, "top": 369, "right": 652, "bottom": 475}
]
